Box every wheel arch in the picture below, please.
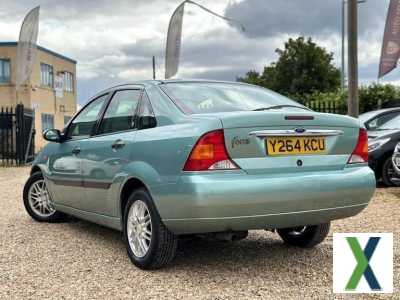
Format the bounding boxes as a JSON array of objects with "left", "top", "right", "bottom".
[
  {"left": 119, "top": 177, "right": 150, "bottom": 221},
  {"left": 377, "top": 151, "right": 394, "bottom": 179},
  {"left": 30, "top": 165, "right": 42, "bottom": 175}
]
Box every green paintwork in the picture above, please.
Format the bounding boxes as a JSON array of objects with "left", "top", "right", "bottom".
[{"left": 32, "top": 80, "right": 376, "bottom": 234}]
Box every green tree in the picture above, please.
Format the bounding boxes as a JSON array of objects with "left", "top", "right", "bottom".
[
  {"left": 239, "top": 37, "right": 341, "bottom": 97},
  {"left": 301, "top": 83, "right": 400, "bottom": 114},
  {"left": 359, "top": 83, "right": 399, "bottom": 113}
]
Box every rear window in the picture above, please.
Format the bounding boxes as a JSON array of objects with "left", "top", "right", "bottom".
[
  {"left": 161, "top": 82, "right": 304, "bottom": 114},
  {"left": 379, "top": 114, "right": 400, "bottom": 130}
]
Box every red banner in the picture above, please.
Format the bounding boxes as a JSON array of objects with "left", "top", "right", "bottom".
[{"left": 379, "top": 0, "right": 400, "bottom": 78}]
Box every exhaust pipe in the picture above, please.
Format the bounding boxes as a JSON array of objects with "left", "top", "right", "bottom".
[{"left": 213, "top": 231, "right": 248, "bottom": 242}]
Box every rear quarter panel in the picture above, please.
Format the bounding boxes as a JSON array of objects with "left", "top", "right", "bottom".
[{"left": 118, "top": 106, "right": 222, "bottom": 218}]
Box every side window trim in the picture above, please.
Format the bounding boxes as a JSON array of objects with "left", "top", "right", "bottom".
[
  {"left": 93, "top": 88, "right": 144, "bottom": 137},
  {"left": 64, "top": 92, "right": 111, "bottom": 141},
  {"left": 137, "top": 89, "right": 156, "bottom": 130},
  {"left": 140, "top": 89, "right": 155, "bottom": 116}
]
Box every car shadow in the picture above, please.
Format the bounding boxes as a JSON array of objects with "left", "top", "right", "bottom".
[
  {"left": 61, "top": 218, "right": 332, "bottom": 276},
  {"left": 172, "top": 234, "right": 331, "bottom": 271}
]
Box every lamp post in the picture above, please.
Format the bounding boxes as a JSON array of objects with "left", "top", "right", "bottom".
[
  {"left": 347, "top": 0, "right": 366, "bottom": 117},
  {"left": 341, "top": 0, "right": 366, "bottom": 89}
]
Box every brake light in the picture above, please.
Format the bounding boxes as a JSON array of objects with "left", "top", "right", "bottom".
[
  {"left": 348, "top": 128, "right": 368, "bottom": 164},
  {"left": 183, "top": 130, "right": 239, "bottom": 171}
]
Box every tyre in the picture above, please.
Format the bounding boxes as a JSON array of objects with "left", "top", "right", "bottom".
[
  {"left": 277, "top": 223, "right": 330, "bottom": 248},
  {"left": 123, "top": 188, "right": 178, "bottom": 269},
  {"left": 382, "top": 156, "right": 400, "bottom": 187},
  {"left": 23, "top": 172, "right": 66, "bottom": 222}
]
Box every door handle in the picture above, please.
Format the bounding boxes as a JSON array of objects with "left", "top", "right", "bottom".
[
  {"left": 111, "top": 139, "right": 125, "bottom": 150},
  {"left": 71, "top": 147, "right": 81, "bottom": 155}
]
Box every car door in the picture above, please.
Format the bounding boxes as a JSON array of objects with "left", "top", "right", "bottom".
[
  {"left": 78, "top": 88, "right": 142, "bottom": 216},
  {"left": 46, "top": 94, "right": 109, "bottom": 209}
]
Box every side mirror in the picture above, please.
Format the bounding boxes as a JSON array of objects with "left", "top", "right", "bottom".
[
  {"left": 139, "top": 116, "right": 157, "bottom": 129},
  {"left": 43, "top": 129, "right": 62, "bottom": 143}
]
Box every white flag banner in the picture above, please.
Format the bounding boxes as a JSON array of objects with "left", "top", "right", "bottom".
[
  {"left": 16, "top": 6, "right": 40, "bottom": 90},
  {"left": 165, "top": 1, "right": 245, "bottom": 79},
  {"left": 165, "top": 2, "right": 185, "bottom": 79}
]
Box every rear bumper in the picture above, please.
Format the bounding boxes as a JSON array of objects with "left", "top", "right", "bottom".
[{"left": 154, "top": 166, "right": 376, "bottom": 234}]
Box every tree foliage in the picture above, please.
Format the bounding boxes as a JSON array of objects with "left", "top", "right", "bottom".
[
  {"left": 239, "top": 37, "right": 341, "bottom": 97},
  {"left": 302, "top": 84, "right": 400, "bottom": 114},
  {"left": 358, "top": 83, "right": 399, "bottom": 112}
]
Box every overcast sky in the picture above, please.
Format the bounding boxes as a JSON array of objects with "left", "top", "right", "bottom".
[{"left": 0, "top": 0, "right": 397, "bottom": 105}]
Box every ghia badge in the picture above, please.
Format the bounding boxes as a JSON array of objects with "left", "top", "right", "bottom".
[{"left": 232, "top": 136, "right": 250, "bottom": 148}]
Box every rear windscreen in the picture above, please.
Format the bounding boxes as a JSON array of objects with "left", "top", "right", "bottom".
[{"left": 161, "top": 82, "right": 305, "bottom": 114}]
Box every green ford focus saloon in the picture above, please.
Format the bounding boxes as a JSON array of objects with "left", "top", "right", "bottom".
[{"left": 23, "top": 80, "right": 376, "bottom": 269}]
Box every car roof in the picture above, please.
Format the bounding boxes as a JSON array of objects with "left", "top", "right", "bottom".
[
  {"left": 359, "top": 107, "right": 400, "bottom": 121},
  {"left": 105, "top": 79, "right": 251, "bottom": 89},
  {"left": 360, "top": 107, "right": 400, "bottom": 116},
  {"left": 89, "top": 79, "right": 248, "bottom": 99}
]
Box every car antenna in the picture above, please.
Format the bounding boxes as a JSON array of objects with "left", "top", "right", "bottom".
[{"left": 152, "top": 56, "right": 156, "bottom": 80}]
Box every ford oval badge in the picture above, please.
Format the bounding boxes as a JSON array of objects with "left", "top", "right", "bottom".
[{"left": 294, "top": 128, "right": 306, "bottom": 134}]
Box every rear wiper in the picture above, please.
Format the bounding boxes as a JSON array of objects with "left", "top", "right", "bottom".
[{"left": 253, "top": 105, "right": 310, "bottom": 111}]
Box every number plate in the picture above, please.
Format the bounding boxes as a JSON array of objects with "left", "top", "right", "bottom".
[{"left": 266, "top": 136, "right": 326, "bottom": 156}]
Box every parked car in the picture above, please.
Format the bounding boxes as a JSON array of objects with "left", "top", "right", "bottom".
[
  {"left": 367, "top": 114, "right": 400, "bottom": 186},
  {"left": 392, "top": 142, "right": 400, "bottom": 176},
  {"left": 359, "top": 107, "right": 400, "bottom": 131},
  {"left": 23, "top": 80, "right": 375, "bottom": 269}
]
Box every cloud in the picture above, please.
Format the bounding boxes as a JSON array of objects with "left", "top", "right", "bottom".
[
  {"left": 225, "top": 0, "right": 387, "bottom": 39},
  {"left": 0, "top": 0, "right": 397, "bottom": 105}
]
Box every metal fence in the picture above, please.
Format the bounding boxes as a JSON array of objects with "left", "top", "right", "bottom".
[
  {"left": 304, "top": 100, "right": 347, "bottom": 115},
  {"left": 0, "top": 104, "right": 35, "bottom": 165}
]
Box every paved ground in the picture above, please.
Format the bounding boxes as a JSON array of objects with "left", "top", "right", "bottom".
[{"left": 0, "top": 167, "right": 398, "bottom": 299}]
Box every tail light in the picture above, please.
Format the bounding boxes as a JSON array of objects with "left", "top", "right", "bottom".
[
  {"left": 183, "top": 130, "right": 239, "bottom": 171},
  {"left": 348, "top": 128, "right": 368, "bottom": 164}
]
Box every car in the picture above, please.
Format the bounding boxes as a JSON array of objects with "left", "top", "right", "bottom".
[
  {"left": 23, "top": 80, "right": 376, "bottom": 269},
  {"left": 367, "top": 114, "right": 400, "bottom": 186},
  {"left": 359, "top": 107, "right": 400, "bottom": 132},
  {"left": 392, "top": 142, "right": 400, "bottom": 176}
]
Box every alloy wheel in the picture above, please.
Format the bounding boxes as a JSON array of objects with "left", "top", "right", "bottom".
[
  {"left": 127, "top": 200, "right": 152, "bottom": 258},
  {"left": 288, "top": 226, "right": 307, "bottom": 235},
  {"left": 28, "top": 179, "right": 56, "bottom": 218},
  {"left": 387, "top": 163, "right": 400, "bottom": 186}
]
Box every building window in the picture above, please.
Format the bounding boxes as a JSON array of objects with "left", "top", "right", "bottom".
[
  {"left": 64, "top": 116, "right": 72, "bottom": 125},
  {"left": 41, "top": 113, "right": 54, "bottom": 132},
  {"left": 40, "top": 63, "right": 53, "bottom": 88},
  {"left": 0, "top": 59, "right": 10, "bottom": 84},
  {"left": 63, "top": 72, "right": 74, "bottom": 92}
]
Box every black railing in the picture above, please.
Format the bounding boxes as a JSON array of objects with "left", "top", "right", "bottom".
[
  {"left": 304, "top": 101, "right": 347, "bottom": 115},
  {"left": 0, "top": 104, "right": 35, "bottom": 165}
]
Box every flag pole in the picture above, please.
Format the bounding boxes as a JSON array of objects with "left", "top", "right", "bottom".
[
  {"left": 15, "top": 86, "right": 18, "bottom": 107},
  {"left": 152, "top": 56, "right": 156, "bottom": 80}
]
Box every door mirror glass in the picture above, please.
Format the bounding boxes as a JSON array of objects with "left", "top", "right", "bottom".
[
  {"left": 43, "top": 129, "right": 62, "bottom": 143},
  {"left": 138, "top": 116, "right": 157, "bottom": 129}
]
